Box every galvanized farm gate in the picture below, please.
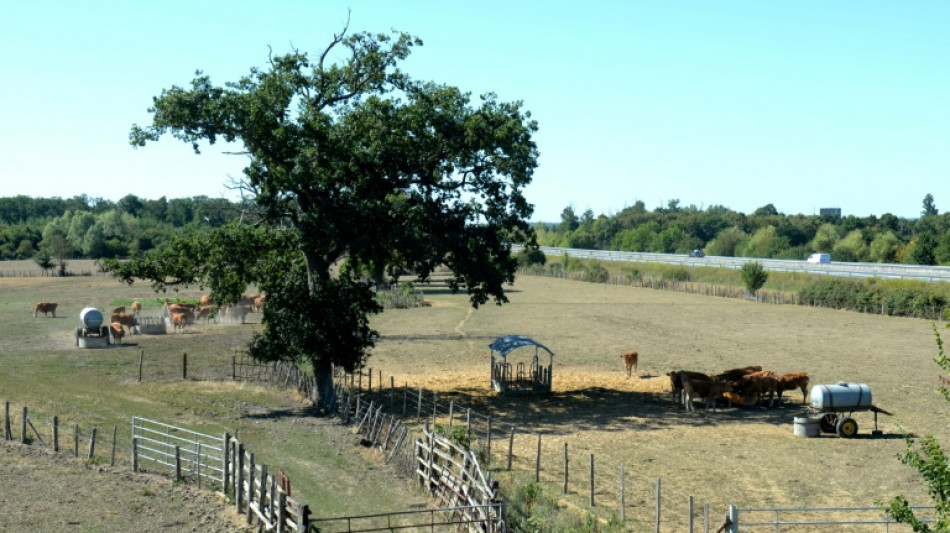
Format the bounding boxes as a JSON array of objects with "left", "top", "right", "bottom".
[
  {"left": 130, "top": 416, "right": 225, "bottom": 489},
  {"left": 724, "top": 504, "right": 937, "bottom": 531}
]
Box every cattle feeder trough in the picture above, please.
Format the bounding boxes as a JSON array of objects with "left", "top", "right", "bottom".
[
  {"left": 135, "top": 315, "right": 166, "bottom": 335},
  {"left": 490, "top": 335, "right": 554, "bottom": 395},
  {"left": 75, "top": 307, "right": 110, "bottom": 349},
  {"left": 807, "top": 382, "right": 892, "bottom": 438}
]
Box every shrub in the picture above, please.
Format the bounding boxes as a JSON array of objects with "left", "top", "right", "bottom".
[
  {"left": 667, "top": 266, "right": 691, "bottom": 282},
  {"left": 584, "top": 261, "right": 609, "bottom": 283},
  {"left": 741, "top": 262, "right": 768, "bottom": 293}
]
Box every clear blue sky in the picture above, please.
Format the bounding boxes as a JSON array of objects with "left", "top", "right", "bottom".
[{"left": 2, "top": 1, "right": 947, "bottom": 222}]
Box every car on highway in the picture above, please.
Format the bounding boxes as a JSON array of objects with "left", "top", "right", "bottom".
[{"left": 689, "top": 249, "right": 705, "bottom": 258}]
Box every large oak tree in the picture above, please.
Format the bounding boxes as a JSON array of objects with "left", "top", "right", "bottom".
[{"left": 101, "top": 26, "right": 539, "bottom": 413}]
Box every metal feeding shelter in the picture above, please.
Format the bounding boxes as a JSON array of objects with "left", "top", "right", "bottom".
[{"left": 490, "top": 335, "right": 554, "bottom": 394}]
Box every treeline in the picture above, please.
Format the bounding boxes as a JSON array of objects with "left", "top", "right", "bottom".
[
  {"left": 536, "top": 194, "right": 950, "bottom": 265},
  {"left": 0, "top": 194, "right": 250, "bottom": 262}
]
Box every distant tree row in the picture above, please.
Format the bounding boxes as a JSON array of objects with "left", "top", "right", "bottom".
[
  {"left": 536, "top": 194, "right": 950, "bottom": 265},
  {"left": 0, "top": 194, "right": 250, "bottom": 261}
]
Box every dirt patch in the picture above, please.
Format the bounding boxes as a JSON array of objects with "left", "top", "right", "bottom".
[{"left": 0, "top": 441, "right": 252, "bottom": 532}]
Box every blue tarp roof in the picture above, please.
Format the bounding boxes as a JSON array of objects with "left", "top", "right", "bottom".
[{"left": 489, "top": 335, "right": 554, "bottom": 357}]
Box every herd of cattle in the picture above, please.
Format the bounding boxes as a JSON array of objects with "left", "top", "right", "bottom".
[
  {"left": 620, "top": 350, "right": 810, "bottom": 411},
  {"left": 667, "top": 366, "right": 810, "bottom": 412},
  {"left": 32, "top": 293, "right": 265, "bottom": 345}
]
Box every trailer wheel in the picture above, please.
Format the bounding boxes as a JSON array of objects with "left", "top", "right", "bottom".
[
  {"left": 836, "top": 417, "right": 858, "bottom": 438},
  {"left": 819, "top": 413, "right": 838, "bottom": 433}
]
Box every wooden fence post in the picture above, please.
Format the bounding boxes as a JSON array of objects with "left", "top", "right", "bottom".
[
  {"left": 232, "top": 354, "right": 236, "bottom": 380},
  {"left": 174, "top": 445, "right": 182, "bottom": 481},
  {"left": 507, "top": 426, "right": 515, "bottom": 470},
  {"left": 368, "top": 367, "right": 372, "bottom": 394},
  {"left": 74, "top": 424, "right": 79, "bottom": 457},
  {"left": 655, "top": 477, "right": 662, "bottom": 533},
  {"left": 564, "top": 442, "right": 569, "bottom": 494},
  {"left": 448, "top": 400, "right": 454, "bottom": 427},
  {"left": 21, "top": 406, "right": 27, "bottom": 444},
  {"left": 111, "top": 425, "right": 117, "bottom": 466},
  {"left": 132, "top": 437, "right": 139, "bottom": 472},
  {"left": 236, "top": 442, "right": 245, "bottom": 513},
  {"left": 417, "top": 388, "right": 423, "bottom": 422},
  {"left": 298, "top": 503, "right": 310, "bottom": 533},
  {"left": 182, "top": 352, "right": 188, "bottom": 380},
  {"left": 390, "top": 376, "right": 395, "bottom": 410},
  {"left": 620, "top": 464, "right": 626, "bottom": 521},
  {"left": 432, "top": 393, "right": 438, "bottom": 425},
  {"left": 689, "top": 495, "right": 694, "bottom": 533},
  {"left": 402, "top": 383, "right": 408, "bottom": 416},
  {"left": 277, "top": 491, "right": 287, "bottom": 533},
  {"left": 535, "top": 434, "right": 542, "bottom": 482},
  {"left": 222, "top": 433, "right": 231, "bottom": 495},
  {"left": 258, "top": 464, "right": 267, "bottom": 519},
  {"left": 487, "top": 417, "right": 492, "bottom": 459},
  {"left": 88, "top": 427, "right": 97, "bottom": 460},
  {"left": 53, "top": 416, "right": 59, "bottom": 452},
  {"left": 589, "top": 453, "right": 595, "bottom": 507},
  {"left": 703, "top": 502, "right": 710, "bottom": 533},
  {"left": 466, "top": 409, "right": 472, "bottom": 442},
  {"left": 4, "top": 402, "right": 10, "bottom": 440},
  {"left": 247, "top": 453, "right": 255, "bottom": 524},
  {"left": 139, "top": 349, "right": 144, "bottom": 382}
]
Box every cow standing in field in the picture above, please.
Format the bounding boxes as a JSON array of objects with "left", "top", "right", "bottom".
[
  {"left": 253, "top": 294, "right": 265, "bottom": 312},
  {"left": 130, "top": 301, "right": 142, "bottom": 317},
  {"left": 775, "top": 372, "right": 810, "bottom": 405},
  {"left": 111, "top": 313, "right": 136, "bottom": 335},
  {"left": 621, "top": 350, "right": 639, "bottom": 378},
  {"left": 171, "top": 312, "right": 192, "bottom": 334},
  {"left": 32, "top": 302, "right": 58, "bottom": 318},
  {"left": 740, "top": 371, "right": 778, "bottom": 408},
  {"left": 109, "top": 322, "right": 125, "bottom": 345},
  {"left": 679, "top": 373, "right": 734, "bottom": 412},
  {"left": 112, "top": 306, "right": 126, "bottom": 315}
]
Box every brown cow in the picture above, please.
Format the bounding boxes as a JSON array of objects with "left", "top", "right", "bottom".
[
  {"left": 776, "top": 372, "right": 810, "bottom": 405},
  {"left": 130, "top": 301, "right": 142, "bottom": 317},
  {"left": 171, "top": 311, "right": 192, "bottom": 334},
  {"left": 740, "top": 371, "right": 778, "bottom": 408},
  {"left": 680, "top": 373, "right": 734, "bottom": 412},
  {"left": 32, "top": 302, "right": 58, "bottom": 318},
  {"left": 109, "top": 322, "right": 125, "bottom": 345},
  {"left": 668, "top": 370, "right": 712, "bottom": 405},
  {"left": 199, "top": 294, "right": 214, "bottom": 307},
  {"left": 253, "top": 294, "right": 266, "bottom": 312},
  {"left": 112, "top": 306, "right": 126, "bottom": 315},
  {"left": 621, "top": 350, "right": 638, "bottom": 378},
  {"left": 110, "top": 313, "right": 136, "bottom": 335}
]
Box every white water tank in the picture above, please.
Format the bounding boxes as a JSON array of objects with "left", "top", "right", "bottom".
[
  {"left": 80, "top": 307, "right": 104, "bottom": 329},
  {"left": 810, "top": 382, "right": 872, "bottom": 411}
]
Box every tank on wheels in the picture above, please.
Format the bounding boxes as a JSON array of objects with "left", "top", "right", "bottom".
[
  {"left": 809, "top": 382, "right": 891, "bottom": 438},
  {"left": 75, "top": 307, "right": 110, "bottom": 349}
]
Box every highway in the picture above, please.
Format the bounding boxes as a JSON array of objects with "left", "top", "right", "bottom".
[{"left": 518, "top": 246, "right": 950, "bottom": 283}]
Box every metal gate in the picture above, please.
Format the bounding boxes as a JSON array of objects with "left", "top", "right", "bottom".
[{"left": 131, "top": 417, "right": 225, "bottom": 487}]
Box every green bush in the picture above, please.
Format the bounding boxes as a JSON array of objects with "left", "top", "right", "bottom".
[
  {"left": 584, "top": 261, "right": 609, "bottom": 283},
  {"left": 667, "top": 266, "right": 691, "bottom": 282},
  {"left": 505, "top": 479, "right": 625, "bottom": 533},
  {"left": 741, "top": 262, "right": 768, "bottom": 293}
]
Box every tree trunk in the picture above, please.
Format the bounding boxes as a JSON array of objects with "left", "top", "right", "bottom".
[{"left": 312, "top": 360, "right": 337, "bottom": 415}]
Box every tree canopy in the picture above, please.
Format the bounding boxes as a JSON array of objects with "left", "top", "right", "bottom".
[{"left": 101, "top": 26, "right": 539, "bottom": 412}]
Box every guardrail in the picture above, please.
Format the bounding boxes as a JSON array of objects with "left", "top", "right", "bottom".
[{"left": 522, "top": 246, "right": 950, "bottom": 282}]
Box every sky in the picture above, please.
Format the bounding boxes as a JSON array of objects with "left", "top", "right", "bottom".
[{"left": 1, "top": 1, "right": 947, "bottom": 223}]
